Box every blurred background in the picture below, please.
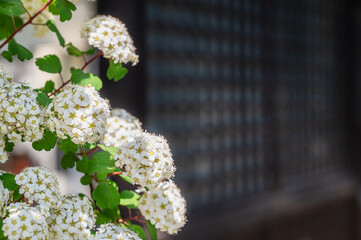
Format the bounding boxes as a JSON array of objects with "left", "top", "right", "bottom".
[{"left": 2, "top": 0, "right": 361, "bottom": 239}]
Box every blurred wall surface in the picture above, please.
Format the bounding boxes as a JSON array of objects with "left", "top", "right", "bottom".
[{"left": 99, "top": 0, "right": 361, "bottom": 240}]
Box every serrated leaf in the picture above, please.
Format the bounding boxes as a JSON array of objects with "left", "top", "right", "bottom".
[
  {"left": 76, "top": 155, "right": 90, "bottom": 173},
  {"left": 71, "top": 69, "right": 102, "bottom": 91},
  {"left": 66, "top": 43, "right": 82, "bottom": 57},
  {"left": 119, "top": 190, "right": 140, "bottom": 209},
  {"left": 32, "top": 129, "right": 58, "bottom": 151},
  {"left": 58, "top": 137, "right": 78, "bottom": 153},
  {"left": 0, "top": 173, "right": 18, "bottom": 191},
  {"left": 146, "top": 220, "right": 158, "bottom": 240},
  {"left": 35, "top": 55, "right": 62, "bottom": 73},
  {"left": 1, "top": 51, "right": 12, "bottom": 62},
  {"left": 55, "top": 0, "right": 76, "bottom": 22},
  {"left": 80, "top": 174, "right": 93, "bottom": 185},
  {"left": 88, "top": 151, "right": 116, "bottom": 180},
  {"left": 92, "top": 180, "right": 120, "bottom": 209},
  {"left": 44, "top": 80, "right": 55, "bottom": 93},
  {"left": 107, "top": 61, "right": 128, "bottom": 81},
  {"left": 36, "top": 92, "right": 52, "bottom": 106},
  {"left": 119, "top": 175, "right": 132, "bottom": 184},
  {"left": 98, "top": 144, "right": 118, "bottom": 157},
  {"left": 127, "top": 224, "right": 146, "bottom": 240},
  {"left": 46, "top": 20, "right": 65, "bottom": 47},
  {"left": 0, "top": 14, "right": 22, "bottom": 40},
  {"left": 83, "top": 47, "right": 94, "bottom": 55},
  {"left": 8, "top": 39, "right": 32, "bottom": 61},
  {"left": 61, "top": 151, "right": 77, "bottom": 169}
]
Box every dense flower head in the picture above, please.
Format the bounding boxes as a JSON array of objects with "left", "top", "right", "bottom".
[
  {"left": 15, "top": 166, "right": 61, "bottom": 214},
  {"left": 21, "top": 0, "right": 54, "bottom": 36},
  {"left": 0, "top": 136, "right": 8, "bottom": 163},
  {"left": 0, "top": 66, "right": 12, "bottom": 86},
  {"left": 2, "top": 202, "right": 48, "bottom": 240},
  {"left": 0, "top": 82, "right": 45, "bottom": 143},
  {"left": 81, "top": 15, "right": 139, "bottom": 65},
  {"left": 0, "top": 180, "right": 10, "bottom": 218},
  {"left": 46, "top": 194, "right": 95, "bottom": 240},
  {"left": 114, "top": 132, "right": 175, "bottom": 188},
  {"left": 94, "top": 223, "right": 141, "bottom": 240},
  {"left": 138, "top": 181, "right": 187, "bottom": 235},
  {"left": 102, "top": 108, "right": 142, "bottom": 148},
  {"left": 46, "top": 84, "right": 110, "bottom": 144}
]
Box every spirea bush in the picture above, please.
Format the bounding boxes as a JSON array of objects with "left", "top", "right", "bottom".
[{"left": 0, "top": 0, "right": 187, "bottom": 239}]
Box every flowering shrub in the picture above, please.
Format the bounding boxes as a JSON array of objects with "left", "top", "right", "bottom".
[{"left": 0, "top": 0, "right": 187, "bottom": 239}]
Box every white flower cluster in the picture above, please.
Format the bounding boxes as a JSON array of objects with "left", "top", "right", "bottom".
[
  {"left": 0, "top": 179, "right": 10, "bottom": 218},
  {"left": 46, "top": 84, "right": 110, "bottom": 144},
  {"left": 0, "top": 137, "right": 8, "bottom": 163},
  {"left": 21, "top": 0, "right": 54, "bottom": 36},
  {"left": 0, "top": 66, "right": 12, "bottom": 86},
  {"left": 47, "top": 194, "right": 95, "bottom": 239},
  {"left": 138, "top": 181, "right": 187, "bottom": 235},
  {"left": 81, "top": 15, "right": 139, "bottom": 65},
  {"left": 3, "top": 202, "right": 48, "bottom": 240},
  {"left": 102, "top": 108, "right": 142, "bottom": 148},
  {"left": 15, "top": 167, "right": 62, "bottom": 214},
  {"left": 95, "top": 223, "right": 141, "bottom": 240},
  {"left": 0, "top": 82, "right": 45, "bottom": 145},
  {"left": 114, "top": 132, "right": 175, "bottom": 188}
]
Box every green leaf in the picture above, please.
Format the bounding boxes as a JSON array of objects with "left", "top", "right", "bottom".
[
  {"left": 76, "top": 155, "right": 90, "bottom": 173},
  {"left": 12, "top": 188, "right": 22, "bottom": 202},
  {"left": 35, "top": 55, "right": 62, "bottom": 73},
  {"left": 8, "top": 39, "right": 32, "bottom": 61},
  {"left": 61, "top": 152, "right": 77, "bottom": 169},
  {"left": 146, "top": 221, "right": 158, "bottom": 240},
  {"left": 71, "top": 69, "right": 103, "bottom": 91},
  {"left": 107, "top": 61, "right": 128, "bottom": 81},
  {"left": 88, "top": 151, "right": 116, "bottom": 180},
  {"left": 32, "top": 129, "right": 58, "bottom": 151},
  {"left": 92, "top": 180, "right": 120, "bottom": 209},
  {"left": 83, "top": 143, "right": 96, "bottom": 149},
  {"left": 0, "top": 0, "right": 22, "bottom": 6},
  {"left": 0, "top": 14, "right": 22, "bottom": 40},
  {"left": 95, "top": 211, "right": 113, "bottom": 225},
  {"left": 66, "top": 43, "right": 82, "bottom": 57},
  {"left": 44, "top": 80, "right": 55, "bottom": 93},
  {"left": 0, "top": 4, "right": 25, "bottom": 17},
  {"left": 98, "top": 144, "right": 118, "bottom": 157},
  {"left": 4, "top": 135, "right": 14, "bottom": 152},
  {"left": 0, "top": 173, "right": 18, "bottom": 191},
  {"left": 48, "top": 1, "right": 60, "bottom": 15},
  {"left": 83, "top": 47, "right": 94, "bottom": 55},
  {"left": 36, "top": 92, "right": 52, "bottom": 106},
  {"left": 46, "top": 20, "right": 65, "bottom": 47},
  {"left": 55, "top": 0, "right": 76, "bottom": 22},
  {"left": 1, "top": 51, "right": 12, "bottom": 62},
  {"left": 119, "top": 175, "right": 132, "bottom": 184},
  {"left": 58, "top": 137, "right": 78, "bottom": 153},
  {"left": 80, "top": 174, "right": 93, "bottom": 185},
  {"left": 127, "top": 224, "right": 146, "bottom": 240},
  {"left": 119, "top": 190, "right": 140, "bottom": 209}
]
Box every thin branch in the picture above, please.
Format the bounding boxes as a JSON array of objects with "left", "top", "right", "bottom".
[
  {"left": 23, "top": 6, "right": 32, "bottom": 19},
  {"left": 118, "top": 215, "right": 145, "bottom": 224},
  {"left": 59, "top": 72, "right": 64, "bottom": 84}
]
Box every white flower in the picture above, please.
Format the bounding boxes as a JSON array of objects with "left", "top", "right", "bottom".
[
  {"left": 21, "top": 0, "right": 54, "bottom": 36},
  {"left": 15, "top": 167, "right": 62, "bottom": 214},
  {"left": 101, "top": 108, "right": 142, "bottom": 148},
  {"left": 0, "top": 65, "right": 12, "bottom": 87},
  {"left": 81, "top": 15, "right": 139, "bottom": 65},
  {"left": 114, "top": 132, "right": 175, "bottom": 188},
  {"left": 138, "top": 181, "right": 187, "bottom": 235},
  {"left": 0, "top": 136, "right": 8, "bottom": 163},
  {"left": 2, "top": 202, "right": 48, "bottom": 240},
  {"left": 46, "top": 84, "right": 110, "bottom": 144},
  {"left": 94, "top": 223, "right": 141, "bottom": 240},
  {"left": 0, "top": 179, "right": 10, "bottom": 217},
  {"left": 47, "top": 194, "right": 95, "bottom": 240}
]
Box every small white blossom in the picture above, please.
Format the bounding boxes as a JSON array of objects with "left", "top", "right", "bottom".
[
  {"left": 81, "top": 15, "right": 139, "bottom": 65},
  {"left": 114, "top": 132, "right": 175, "bottom": 188},
  {"left": 46, "top": 84, "right": 110, "bottom": 144},
  {"left": 0, "top": 179, "right": 10, "bottom": 218},
  {"left": 138, "top": 181, "right": 187, "bottom": 235},
  {"left": 0, "top": 136, "right": 8, "bottom": 163},
  {"left": 101, "top": 108, "right": 142, "bottom": 148},
  {"left": 47, "top": 194, "right": 95, "bottom": 240},
  {"left": 0, "top": 65, "right": 12, "bottom": 87},
  {"left": 15, "top": 166, "right": 62, "bottom": 214},
  {"left": 94, "top": 223, "right": 141, "bottom": 240},
  {"left": 2, "top": 202, "right": 48, "bottom": 240}
]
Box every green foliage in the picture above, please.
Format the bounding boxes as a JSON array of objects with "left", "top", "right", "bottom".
[
  {"left": 32, "top": 129, "right": 58, "bottom": 151},
  {"left": 55, "top": 0, "right": 76, "bottom": 22},
  {"left": 35, "top": 55, "right": 62, "bottom": 73},
  {"left": 127, "top": 224, "right": 146, "bottom": 240},
  {"left": 0, "top": 3, "right": 24, "bottom": 17},
  {"left": 43, "top": 80, "right": 55, "bottom": 93},
  {"left": 118, "top": 190, "right": 140, "bottom": 209},
  {"left": 8, "top": 39, "right": 33, "bottom": 61},
  {"left": 46, "top": 20, "right": 65, "bottom": 47},
  {"left": 76, "top": 155, "right": 90, "bottom": 173},
  {"left": 36, "top": 92, "right": 52, "bottom": 106},
  {"left": 48, "top": 1, "right": 60, "bottom": 15},
  {"left": 95, "top": 207, "right": 120, "bottom": 225},
  {"left": 83, "top": 142, "right": 96, "bottom": 149},
  {"left": 83, "top": 47, "right": 95, "bottom": 55},
  {"left": 80, "top": 174, "right": 93, "bottom": 185},
  {"left": 92, "top": 180, "right": 120, "bottom": 209},
  {"left": 0, "top": 14, "right": 22, "bottom": 40},
  {"left": 12, "top": 188, "right": 22, "bottom": 202},
  {"left": 0, "top": 218, "right": 5, "bottom": 240},
  {"left": 107, "top": 61, "right": 128, "bottom": 81},
  {"left": 95, "top": 211, "right": 113, "bottom": 225},
  {"left": 61, "top": 152, "right": 77, "bottom": 169},
  {"left": 1, "top": 51, "right": 12, "bottom": 62},
  {"left": 0, "top": 173, "right": 18, "bottom": 191},
  {"left": 66, "top": 43, "right": 82, "bottom": 57},
  {"left": 4, "top": 135, "right": 14, "bottom": 152},
  {"left": 88, "top": 151, "right": 116, "bottom": 180},
  {"left": 71, "top": 69, "right": 103, "bottom": 91},
  {"left": 98, "top": 144, "right": 118, "bottom": 157},
  {"left": 0, "top": 0, "right": 22, "bottom": 5},
  {"left": 119, "top": 175, "right": 132, "bottom": 184},
  {"left": 146, "top": 221, "right": 158, "bottom": 240},
  {"left": 58, "top": 137, "right": 78, "bottom": 153}
]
